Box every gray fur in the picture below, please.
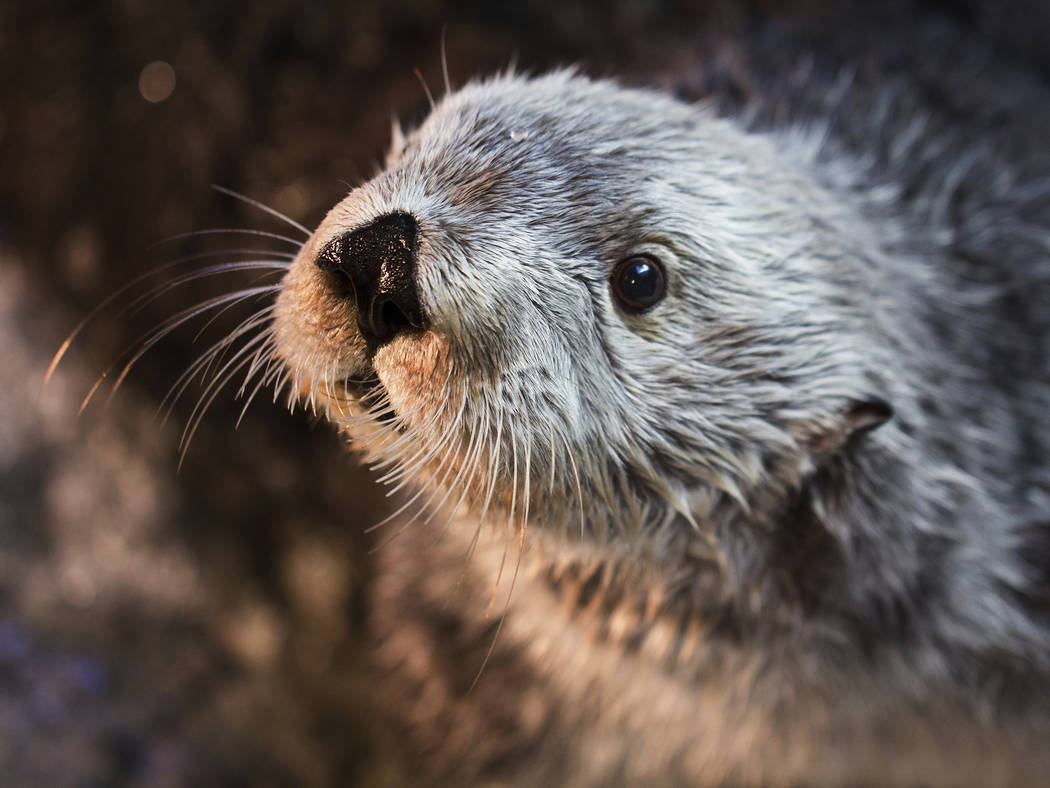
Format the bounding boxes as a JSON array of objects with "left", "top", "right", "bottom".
[{"left": 272, "top": 51, "right": 1050, "bottom": 785}]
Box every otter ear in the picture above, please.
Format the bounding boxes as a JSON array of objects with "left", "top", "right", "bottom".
[
  {"left": 385, "top": 116, "right": 408, "bottom": 169},
  {"left": 843, "top": 397, "right": 894, "bottom": 439},
  {"left": 807, "top": 397, "right": 894, "bottom": 454}
]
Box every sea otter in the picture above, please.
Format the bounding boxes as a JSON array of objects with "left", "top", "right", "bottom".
[{"left": 267, "top": 61, "right": 1050, "bottom": 784}]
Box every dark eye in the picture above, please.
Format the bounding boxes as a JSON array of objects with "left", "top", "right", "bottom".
[{"left": 611, "top": 255, "right": 666, "bottom": 313}]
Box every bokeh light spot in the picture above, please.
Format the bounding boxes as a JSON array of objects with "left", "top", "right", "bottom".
[{"left": 138, "top": 61, "right": 176, "bottom": 104}]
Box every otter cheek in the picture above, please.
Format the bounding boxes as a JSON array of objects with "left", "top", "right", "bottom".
[
  {"left": 373, "top": 330, "right": 450, "bottom": 420},
  {"left": 274, "top": 263, "right": 369, "bottom": 375}
]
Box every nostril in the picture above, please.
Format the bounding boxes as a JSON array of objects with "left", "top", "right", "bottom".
[
  {"left": 380, "top": 300, "right": 412, "bottom": 332},
  {"left": 364, "top": 296, "right": 419, "bottom": 345}
]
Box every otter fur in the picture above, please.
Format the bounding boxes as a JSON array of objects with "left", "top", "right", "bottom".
[{"left": 270, "top": 22, "right": 1050, "bottom": 788}]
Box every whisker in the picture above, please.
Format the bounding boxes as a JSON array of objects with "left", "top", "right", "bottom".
[
  {"left": 367, "top": 427, "right": 450, "bottom": 550},
  {"left": 362, "top": 366, "right": 455, "bottom": 473},
  {"left": 235, "top": 339, "right": 280, "bottom": 428},
  {"left": 440, "top": 24, "right": 452, "bottom": 96},
  {"left": 431, "top": 402, "right": 489, "bottom": 543},
  {"left": 46, "top": 256, "right": 287, "bottom": 386},
  {"left": 366, "top": 395, "right": 464, "bottom": 535},
  {"left": 153, "top": 228, "right": 305, "bottom": 249},
  {"left": 465, "top": 396, "right": 504, "bottom": 563},
  {"left": 412, "top": 426, "right": 467, "bottom": 526},
  {"left": 521, "top": 427, "right": 532, "bottom": 536},
  {"left": 189, "top": 304, "right": 275, "bottom": 394},
  {"left": 411, "top": 393, "right": 472, "bottom": 521},
  {"left": 270, "top": 363, "right": 293, "bottom": 407},
  {"left": 367, "top": 372, "right": 456, "bottom": 484},
  {"left": 424, "top": 403, "right": 484, "bottom": 526},
  {"left": 471, "top": 423, "right": 527, "bottom": 696},
  {"left": 561, "top": 430, "right": 587, "bottom": 540},
  {"left": 468, "top": 608, "right": 506, "bottom": 695},
  {"left": 490, "top": 418, "right": 518, "bottom": 602},
  {"left": 470, "top": 445, "right": 530, "bottom": 694},
  {"left": 413, "top": 67, "right": 436, "bottom": 109},
  {"left": 178, "top": 329, "right": 277, "bottom": 463},
  {"left": 178, "top": 355, "right": 258, "bottom": 469},
  {"left": 238, "top": 333, "right": 278, "bottom": 399},
  {"left": 141, "top": 247, "right": 296, "bottom": 267},
  {"left": 159, "top": 304, "right": 277, "bottom": 423},
  {"left": 82, "top": 286, "right": 279, "bottom": 412},
  {"left": 211, "top": 185, "right": 312, "bottom": 237},
  {"left": 189, "top": 278, "right": 279, "bottom": 344},
  {"left": 78, "top": 374, "right": 108, "bottom": 416},
  {"left": 371, "top": 403, "right": 451, "bottom": 481},
  {"left": 367, "top": 403, "right": 448, "bottom": 478},
  {"left": 380, "top": 390, "right": 465, "bottom": 499},
  {"left": 547, "top": 418, "right": 558, "bottom": 495},
  {"left": 119, "top": 262, "right": 285, "bottom": 363}
]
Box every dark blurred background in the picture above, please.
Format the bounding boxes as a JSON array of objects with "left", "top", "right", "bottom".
[{"left": 1, "top": 1, "right": 1049, "bottom": 785}]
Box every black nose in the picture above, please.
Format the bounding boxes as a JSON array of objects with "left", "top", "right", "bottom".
[{"left": 315, "top": 212, "right": 426, "bottom": 348}]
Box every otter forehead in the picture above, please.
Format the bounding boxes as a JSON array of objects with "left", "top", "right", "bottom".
[
  {"left": 394, "top": 71, "right": 704, "bottom": 188},
  {"left": 319, "top": 72, "right": 740, "bottom": 254}
]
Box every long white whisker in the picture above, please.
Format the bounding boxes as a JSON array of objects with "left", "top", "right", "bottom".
[
  {"left": 432, "top": 401, "right": 489, "bottom": 542},
  {"left": 368, "top": 403, "right": 450, "bottom": 479},
  {"left": 561, "top": 429, "right": 586, "bottom": 540},
  {"left": 426, "top": 401, "right": 486, "bottom": 527},
  {"left": 211, "top": 184, "right": 312, "bottom": 237},
  {"left": 491, "top": 418, "right": 519, "bottom": 599},
  {"left": 102, "top": 286, "right": 281, "bottom": 408},
  {"left": 160, "top": 305, "right": 277, "bottom": 422},
  {"left": 474, "top": 437, "right": 531, "bottom": 691},
  {"left": 239, "top": 333, "right": 278, "bottom": 398},
  {"left": 440, "top": 24, "right": 452, "bottom": 96},
  {"left": 178, "top": 329, "right": 276, "bottom": 462},
  {"left": 378, "top": 388, "right": 465, "bottom": 497},
  {"left": 154, "top": 228, "right": 305, "bottom": 249},
  {"left": 471, "top": 419, "right": 527, "bottom": 693},
  {"left": 466, "top": 395, "right": 503, "bottom": 562},
  {"left": 367, "top": 392, "right": 465, "bottom": 535},
  {"left": 47, "top": 257, "right": 287, "bottom": 386},
  {"left": 77, "top": 285, "right": 279, "bottom": 414},
  {"left": 413, "top": 426, "right": 466, "bottom": 523},
  {"left": 235, "top": 339, "right": 280, "bottom": 428}
]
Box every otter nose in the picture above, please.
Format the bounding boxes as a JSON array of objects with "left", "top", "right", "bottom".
[{"left": 315, "top": 211, "right": 426, "bottom": 347}]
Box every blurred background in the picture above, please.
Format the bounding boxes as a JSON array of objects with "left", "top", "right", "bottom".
[{"left": 1, "top": 1, "right": 1049, "bottom": 785}]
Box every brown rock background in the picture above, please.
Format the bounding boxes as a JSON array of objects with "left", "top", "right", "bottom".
[{"left": 1, "top": 1, "right": 1048, "bottom": 785}]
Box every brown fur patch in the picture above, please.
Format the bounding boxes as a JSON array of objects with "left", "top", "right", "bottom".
[{"left": 374, "top": 330, "right": 450, "bottom": 420}]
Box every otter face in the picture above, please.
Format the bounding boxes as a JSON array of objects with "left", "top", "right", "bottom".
[{"left": 274, "top": 71, "right": 892, "bottom": 543}]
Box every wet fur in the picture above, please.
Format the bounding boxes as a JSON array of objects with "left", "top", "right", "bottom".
[{"left": 272, "top": 21, "right": 1050, "bottom": 787}]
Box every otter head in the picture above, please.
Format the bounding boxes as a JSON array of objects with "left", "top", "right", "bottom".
[{"left": 274, "top": 71, "right": 895, "bottom": 550}]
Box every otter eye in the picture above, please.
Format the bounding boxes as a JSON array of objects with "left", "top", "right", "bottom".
[{"left": 611, "top": 255, "right": 666, "bottom": 313}]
